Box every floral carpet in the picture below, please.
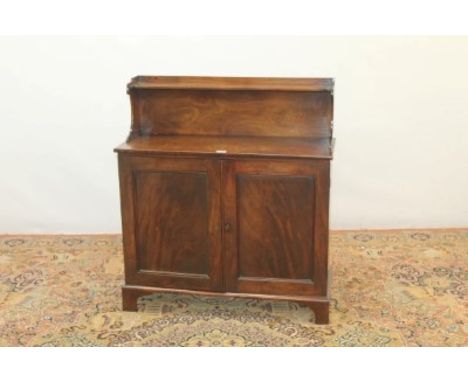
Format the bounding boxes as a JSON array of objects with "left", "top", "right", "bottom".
[{"left": 0, "top": 230, "right": 466, "bottom": 346}]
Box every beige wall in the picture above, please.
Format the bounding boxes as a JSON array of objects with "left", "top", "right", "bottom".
[{"left": 1, "top": 36, "right": 467, "bottom": 232}]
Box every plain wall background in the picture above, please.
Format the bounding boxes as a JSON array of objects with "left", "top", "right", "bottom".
[{"left": 1, "top": 36, "right": 467, "bottom": 233}]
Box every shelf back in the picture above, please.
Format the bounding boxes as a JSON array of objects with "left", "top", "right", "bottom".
[{"left": 127, "top": 76, "right": 334, "bottom": 139}]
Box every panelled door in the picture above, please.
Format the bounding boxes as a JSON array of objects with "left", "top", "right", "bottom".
[
  {"left": 222, "top": 159, "right": 330, "bottom": 296},
  {"left": 118, "top": 155, "right": 223, "bottom": 291}
]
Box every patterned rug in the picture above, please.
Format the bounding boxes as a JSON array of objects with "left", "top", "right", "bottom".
[{"left": 0, "top": 230, "right": 466, "bottom": 346}]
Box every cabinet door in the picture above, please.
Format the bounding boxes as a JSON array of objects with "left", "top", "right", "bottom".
[
  {"left": 118, "top": 155, "right": 223, "bottom": 291},
  {"left": 222, "top": 159, "right": 329, "bottom": 296}
]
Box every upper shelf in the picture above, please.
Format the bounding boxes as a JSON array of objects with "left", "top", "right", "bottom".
[
  {"left": 128, "top": 76, "right": 334, "bottom": 92},
  {"left": 115, "top": 135, "right": 333, "bottom": 159}
]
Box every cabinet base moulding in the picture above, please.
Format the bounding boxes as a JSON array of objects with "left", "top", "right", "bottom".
[{"left": 122, "top": 285, "right": 330, "bottom": 325}]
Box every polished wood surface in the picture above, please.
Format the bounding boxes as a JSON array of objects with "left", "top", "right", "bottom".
[
  {"left": 237, "top": 174, "right": 315, "bottom": 279},
  {"left": 135, "top": 171, "right": 209, "bottom": 274},
  {"left": 128, "top": 75, "right": 334, "bottom": 91},
  {"left": 116, "top": 75, "right": 334, "bottom": 323},
  {"left": 118, "top": 155, "right": 223, "bottom": 291},
  {"left": 115, "top": 135, "right": 333, "bottom": 159},
  {"left": 129, "top": 89, "right": 332, "bottom": 138},
  {"left": 222, "top": 159, "right": 330, "bottom": 297}
]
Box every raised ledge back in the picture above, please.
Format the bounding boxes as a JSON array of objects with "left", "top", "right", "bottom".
[{"left": 127, "top": 76, "right": 334, "bottom": 140}]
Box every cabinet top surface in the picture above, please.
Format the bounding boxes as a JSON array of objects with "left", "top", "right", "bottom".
[
  {"left": 115, "top": 135, "right": 333, "bottom": 159},
  {"left": 128, "top": 76, "right": 334, "bottom": 91}
]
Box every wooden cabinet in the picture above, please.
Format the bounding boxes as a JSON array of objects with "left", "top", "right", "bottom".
[{"left": 115, "top": 76, "right": 334, "bottom": 324}]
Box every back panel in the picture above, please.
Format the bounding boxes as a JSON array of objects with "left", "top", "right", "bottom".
[
  {"left": 131, "top": 89, "right": 332, "bottom": 138},
  {"left": 127, "top": 76, "right": 334, "bottom": 139}
]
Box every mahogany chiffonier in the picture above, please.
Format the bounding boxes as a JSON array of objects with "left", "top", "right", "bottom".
[{"left": 115, "top": 76, "right": 334, "bottom": 324}]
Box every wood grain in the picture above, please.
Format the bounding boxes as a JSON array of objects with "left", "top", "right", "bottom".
[
  {"left": 222, "top": 159, "right": 330, "bottom": 297},
  {"left": 115, "top": 135, "right": 333, "bottom": 159},
  {"left": 118, "top": 155, "right": 223, "bottom": 291},
  {"left": 237, "top": 174, "right": 315, "bottom": 279},
  {"left": 134, "top": 171, "right": 209, "bottom": 275},
  {"left": 132, "top": 89, "right": 332, "bottom": 138},
  {"left": 128, "top": 75, "right": 334, "bottom": 91},
  {"left": 117, "top": 75, "right": 333, "bottom": 324}
]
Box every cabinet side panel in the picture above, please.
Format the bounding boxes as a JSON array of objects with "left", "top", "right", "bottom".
[
  {"left": 118, "top": 155, "right": 138, "bottom": 282},
  {"left": 313, "top": 162, "right": 330, "bottom": 296}
]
